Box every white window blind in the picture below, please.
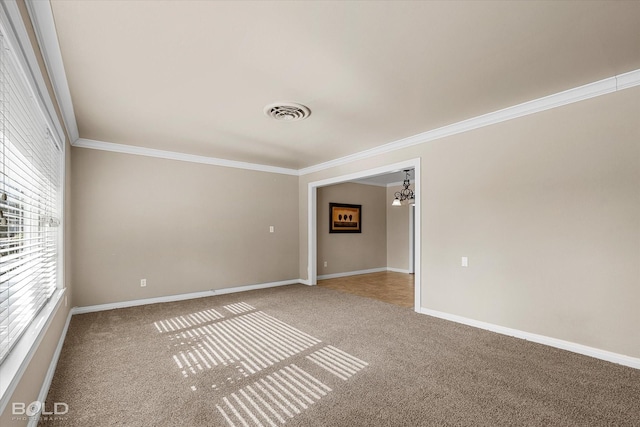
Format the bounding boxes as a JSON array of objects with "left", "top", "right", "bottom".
[{"left": 0, "top": 29, "right": 62, "bottom": 364}]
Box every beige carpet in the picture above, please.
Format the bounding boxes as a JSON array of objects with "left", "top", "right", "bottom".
[{"left": 44, "top": 284, "right": 639, "bottom": 426}]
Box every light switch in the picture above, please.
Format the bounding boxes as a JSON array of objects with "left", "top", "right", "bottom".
[{"left": 461, "top": 257, "right": 468, "bottom": 267}]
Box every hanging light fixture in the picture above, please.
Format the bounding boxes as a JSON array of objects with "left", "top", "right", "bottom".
[{"left": 392, "top": 170, "right": 415, "bottom": 206}]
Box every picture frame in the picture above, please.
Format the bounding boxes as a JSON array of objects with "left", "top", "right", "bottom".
[{"left": 329, "top": 203, "right": 361, "bottom": 233}]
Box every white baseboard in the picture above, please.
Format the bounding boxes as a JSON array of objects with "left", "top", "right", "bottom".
[
  {"left": 420, "top": 308, "right": 640, "bottom": 370},
  {"left": 28, "top": 309, "right": 74, "bottom": 427},
  {"left": 298, "top": 278, "right": 312, "bottom": 286},
  {"left": 387, "top": 267, "right": 410, "bottom": 274},
  {"left": 317, "top": 267, "right": 387, "bottom": 280},
  {"left": 214, "top": 279, "right": 299, "bottom": 295},
  {"left": 73, "top": 279, "right": 301, "bottom": 314}
]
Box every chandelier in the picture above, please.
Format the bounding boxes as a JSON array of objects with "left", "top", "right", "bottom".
[{"left": 392, "top": 170, "right": 415, "bottom": 206}]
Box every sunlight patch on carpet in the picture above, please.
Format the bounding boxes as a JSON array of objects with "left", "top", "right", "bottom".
[
  {"left": 156, "top": 302, "right": 369, "bottom": 426},
  {"left": 306, "top": 345, "right": 369, "bottom": 381},
  {"left": 154, "top": 308, "right": 225, "bottom": 332},
  {"left": 169, "top": 311, "right": 321, "bottom": 377},
  {"left": 216, "top": 364, "right": 332, "bottom": 427},
  {"left": 224, "top": 302, "right": 256, "bottom": 314}
]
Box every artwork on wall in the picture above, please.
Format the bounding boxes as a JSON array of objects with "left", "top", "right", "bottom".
[{"left": 329, "top": 203, "right": 361, "bottom": 233}]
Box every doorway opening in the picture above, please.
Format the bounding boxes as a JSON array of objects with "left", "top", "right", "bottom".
[{"left": 307, "top": 158, "right": 421, "bottom": 312}]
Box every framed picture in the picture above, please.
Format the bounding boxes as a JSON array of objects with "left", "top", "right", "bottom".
[{"left": 329, "top": 203, "right": 361, "bottom": 233}]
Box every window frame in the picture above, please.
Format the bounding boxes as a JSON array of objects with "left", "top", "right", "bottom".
[{"left": 0, "top": 0, "right": 66, "bottom": 415}]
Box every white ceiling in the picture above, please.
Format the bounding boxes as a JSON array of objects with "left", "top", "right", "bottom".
[{"left": 49, "top": 1, "right": 640, "bottom": 170}]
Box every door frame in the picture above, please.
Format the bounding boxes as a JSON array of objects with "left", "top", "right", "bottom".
[
  {"left": 409, "top": 204, "right": 415, "bottom": 274},
  {"left": 307, "top": 158, "right": 422, "bottom": 312}
]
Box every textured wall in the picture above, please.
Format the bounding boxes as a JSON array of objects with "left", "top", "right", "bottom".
[
  {"left": 386, "top": 185, "right": 411, "bottom": 271},
  {"left": 300, "top": 87, "right": 640, "bottom": 358},
  {"left": 317, "top": 183, "right": 387, "bottom": 276},
  {"left": 71, "top": 148, "right": 299, "bottom": 307}
]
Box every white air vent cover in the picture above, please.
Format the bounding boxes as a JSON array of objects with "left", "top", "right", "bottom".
[{"left": 264, "top": 102, "right": 311, "bottom": 121}]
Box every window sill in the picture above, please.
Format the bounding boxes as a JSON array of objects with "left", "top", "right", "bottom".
[{"left": 0, "top": 288, "right": 67, "bottom": 415}]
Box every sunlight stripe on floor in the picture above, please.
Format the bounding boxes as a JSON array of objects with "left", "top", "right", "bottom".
[
  {"left": 154, "top": 308, "right": 225, "bottom": 333},
  {"left": 306, "top": 345, "right": 368, "bottom": 380},
  {"left": 172, "top": 311, "right": 321, "bottom": 378},
  {"left": 217, "top": 405, "right": 237, "bottom": 427},
  {"left": 224, "top": 302, "right": 256, "bottom": 314},
  {"left": 222, "top": 397, "right": 249, "bottom": 427},
  {"left": 217, "top": 365, "right": 330, "bottom": 427}
]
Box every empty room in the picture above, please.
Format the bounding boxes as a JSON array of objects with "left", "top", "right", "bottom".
[{"left": 1, "top": 1, "right": 639, "bottom": 426}]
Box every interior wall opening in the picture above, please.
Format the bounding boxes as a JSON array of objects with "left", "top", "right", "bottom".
[{"left": 307, "top": 159, "right": 421, "bottom": 312}]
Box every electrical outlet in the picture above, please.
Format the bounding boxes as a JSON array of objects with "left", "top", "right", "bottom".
[
  {"left": 269, "top": 226, "right": 275, "bottom": 233},
  {"left": 141, "top": 279, "right": 147, "bottom": 287},
  {"left": 461, "top": 257, "right": 468, "bottom": 267},
  {"left": 324, "top": 261, "right": 328, "bottom": 267}
]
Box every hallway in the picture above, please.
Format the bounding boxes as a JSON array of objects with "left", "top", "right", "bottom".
[{"left": 317, "top": 271, "right": 414, "bottom": 308}]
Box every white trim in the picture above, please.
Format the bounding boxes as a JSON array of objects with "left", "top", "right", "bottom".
[
  {"left": 308, "top": 158, "right": 422, "bottom": 312},
  {"left": 350, "top": 180, "right": 388, "bottom": 188},
  {"left": 350, "top": 179, "right": 415, "bottom": 188},
  {"left": 214, "top": 279, "right": 299, "bottom": 295},
  {"left": 413, "top": 163, "right": 421, "bottom": 311},
  {"left": 616, "top": 68, "right": 640, "bottom": 91},
  {"left": 387, "top": 267, "right": 410, "bottom": 274},
  {"left": 27, "top": 308, "right": 73, "bottom": 427},
  {"left": 0, "top": 0, "right": 65, "bottom": 147},
  {"left": 0, "top": 289, "right": 66, "bottom": 415},
  {"left": 73, "top": 138, "right": 299, "bottom": 176},
  {"left": 25, "top": 0, "right": 79, "bottom": 142},
  {"left": 72, "top": 279, "right": 300, "bottom": 314},
  {"left": 298, "top": 278, "right": 312, "bottom": 286},
  {"left": 308, "top": 184, "right": 317, "bottom": 286},
  {"left": 298, "top": 71, "right": 639, "bottom": 176},
  {"left": 318, "top": 267, "right": 387, "bottom": 280},
  {"left": 27, "top": 7, "right": 640, "bottom": 176},
  {"left": 408, "top": 204, "right": 415, "bottom": 274},
  {"left": 420, "top": 308, "right": 640, "bottom": 370},
  {"left": 68, "top": 68, "right": 640, "bottom": 176}
]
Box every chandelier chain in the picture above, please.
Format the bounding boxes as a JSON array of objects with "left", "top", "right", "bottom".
[{"left": 393, "top": 170, "right": 415, "bottom": 204}]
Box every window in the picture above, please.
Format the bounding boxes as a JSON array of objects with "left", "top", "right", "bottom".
[{"left": 0, "top": 28, "right": 63, "bottom": 364}]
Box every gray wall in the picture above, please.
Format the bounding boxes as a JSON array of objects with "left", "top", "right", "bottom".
[
  {"left": 317, "top": 183, "right": 387, "bottom": 276},
  {"left": 300, "top": 86, "right": 640, "bottom": 358},
  {"left": 71, "top": 148, "right": 299, "bottom": 307},
  {"left": 386, "top": 185, "right": 411, "bottom": 271}
]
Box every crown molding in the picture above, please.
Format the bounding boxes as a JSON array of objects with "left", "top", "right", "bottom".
[
  {"left": 616, "top": 68, "right": 640, "bottom": 91},
  {"left": 73, "top": 138, "right": 299, "bottom": 176},
  {"left": 25, "top": 0, "right": 79, "bottom": 143},
  {"left": 29, "top": 1, "right": 639, "bottom": 176},
  {"left": 298, "top": 71, "right": 640, "bottom": 175},
  {"left": 68, "top": 69, "right": 640, "bottom": 176}
]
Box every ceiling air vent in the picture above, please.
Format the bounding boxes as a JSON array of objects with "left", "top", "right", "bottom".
[{"left": 264, "top": 102, "right": 311, "bottom": 122}]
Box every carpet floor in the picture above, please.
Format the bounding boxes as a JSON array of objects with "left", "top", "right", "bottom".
[{"left": 44, "top": 284, "right": 640, "bottom": 426}]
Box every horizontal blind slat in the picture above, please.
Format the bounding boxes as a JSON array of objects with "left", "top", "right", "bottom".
[{"left": 0, "top": 27, "right": 62, "bottom": 364}]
